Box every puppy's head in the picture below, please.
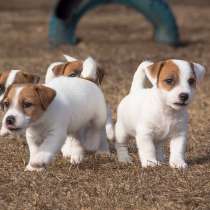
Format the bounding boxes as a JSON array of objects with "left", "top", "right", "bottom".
[
  {"left": 52, "top": 56, "right": 104, "bottom": 85},
  {"left": 0, "top": 84, "right": 56, "bottom": 136},
  {"left": 144, "top": 59, "right": 205, "bottom": 110},
  {"left": 0, "top": 70, "right": 40, "bottom": 101},
  {"left": 52, "top": 61, "right": 83, "bottom": 78}
]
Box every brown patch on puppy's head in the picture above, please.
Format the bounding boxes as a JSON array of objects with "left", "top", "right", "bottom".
[
  {"left": 53, "top": 61, "right": 83, "bottom": 77},
  {"left": 148, "top": 60, "right": 180, "bottom": 91},
  {"left": 53, "top": 59, "right": 104, "bottom": 85},
  {"left": 157, "top": 60, "right": 180, "bottom": 91},
  {"left": 1, "top": 84, "right": 17, "bottom": 112},
  {"left": 17, "top": 84, "right": 56, "bottom": 121},
  {"left": 63, "top": 61, "right": 83, "bottom": 77},
  {"left": 14, "top": 71, "right": 40, "bottom": 84}
]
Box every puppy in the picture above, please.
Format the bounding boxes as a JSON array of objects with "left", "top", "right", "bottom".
[
  {"left": 45, "top": 55, "right": 104, "bottom": 85},
  {"left": 0, "top": 76, "right": 107, "bottom": 171},
  {"left": 45, "top": 55, "right": 114, "bottom": 157},
  {"left": 45, "top": 55, "right": 114, "bottom": 138},
  {"left": 115, "top": 59, "right": 205, "bottom": 168},
  {"left": 0, "top": 70, "right": 40, "bottom": 142},
  {"left": 0, "top": 70, "right": 40, "bottom": 101}
]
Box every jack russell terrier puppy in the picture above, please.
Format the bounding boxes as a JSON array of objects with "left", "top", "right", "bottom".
[
  {"left": 115, "top": 59, "right": 205, "bottom": 168},
  {"left": 45, "top": 55, "right": 114, "bottom": 158},
  {"left": 45, "top": 54, "right": 104, "bottom": 85},
  {"left": 0, "top": 70, "right": 40, "bottom": 101},
  {"left": 0, "top": 76, "right": 107, "bottom": 171},
  {"left": 45, "top": 55, "right": 114, "bottom": 141},
  {"left": 0, "top": 70, "right": 40, "bottom": 142}
]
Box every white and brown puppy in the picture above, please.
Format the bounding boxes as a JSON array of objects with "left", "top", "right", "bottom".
[
  {"left": 45, "top": 55, "right": 104, "bottom": 85},
  {"left": 45, "top": 56, "right": 113, "bottom": 158},
  {"left": 45, "top": 55, "right": 114, "bottom": 140},
  {"left": 45, "top": 55, "right": 114, "bottom": 154},
  {"left": 0, "top": 70, "right": 40, "bottom": 101},
  {"left": 115, "top": 59, "right": 205, "bottom": 168},
  {"left": 0, "top": 76, "right": 107, "bottom": 171}
]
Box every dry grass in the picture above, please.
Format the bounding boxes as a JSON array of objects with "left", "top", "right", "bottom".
[{"left": 0, "top": 1, "right": 210, "bottom": 209}]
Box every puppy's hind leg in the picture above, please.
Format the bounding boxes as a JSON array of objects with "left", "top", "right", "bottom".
[
  {"left": 83, "top": 126, "right": 101, "bottom": 152},
  {"left": 96, "top": 128, "right": 110, "bottom": 155},
  {"left": 155, "top": 141, "right": 165, "bottom": 163},
  {"left": 115, "top": 121, "right": 132, "bottom": 163}
]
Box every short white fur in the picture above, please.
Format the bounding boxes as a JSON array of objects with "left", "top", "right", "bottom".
[
  {"left": 115, "top": 59, "right": 205, "bottom": 168},
  {"left": 1, "top": 77, "right": 107, "bottom": 171},
  {"left": 45, "top": 55, "right": 115, "bottom": 147}
]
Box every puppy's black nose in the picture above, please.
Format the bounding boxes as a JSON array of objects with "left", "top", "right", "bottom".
[
  {"left": 6, "top": 115, "right": 16, "bottom": 126},
  {"left": 179, "top": 93, "right": 189, "bottom": 102}
]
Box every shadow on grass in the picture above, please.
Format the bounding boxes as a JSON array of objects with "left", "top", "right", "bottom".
[{"left": 188, "top": 155, "right": 210, "bottom": 166}]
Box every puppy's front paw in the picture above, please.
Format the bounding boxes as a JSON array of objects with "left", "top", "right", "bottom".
[
  {"left": 62, "top": 142, "right": 84, "bottom": 164},
  {"left": 25, "top": 164, "right": 45, "bottom": 172},
  {"left": 118, "top": 153, "right": 132, "bottom": 163},
  {"left": 61, "top": 145, "right": 72, "bottom": 158},
  {"left": 169, "top": 159, "right": 188, "bottom": 169},
  {"left": 31, "top": 152, "right": 52, "bottom": 169},
  {"left": 0, "top": 127, "right": 10, "bottom": 137},
  {"left": 141, "top": 159, "right": 160, "bottom": 168},
  {"left": 70, "top": 151, "right": 84, "bottom": 164}
]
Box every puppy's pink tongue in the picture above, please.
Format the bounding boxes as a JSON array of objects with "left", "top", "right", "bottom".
[{"left": 6, "top": 124, "right": 16, "bottom": 129}]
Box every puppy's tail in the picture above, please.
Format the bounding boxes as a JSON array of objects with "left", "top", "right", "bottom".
[
  {"left": 81, "top": 57, "right": 97, "bottom": 81},
  {"left": 130, "top": 60, "right": 153, "bottom": 93}
]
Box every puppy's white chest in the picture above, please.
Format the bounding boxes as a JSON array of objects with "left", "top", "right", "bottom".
[{"left": 153, "top": 113, "right": 181, "bottom": 141}]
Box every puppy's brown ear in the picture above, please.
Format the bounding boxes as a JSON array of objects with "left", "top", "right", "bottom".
[
  {"left": 145, "top": 61, "right": 164, "bottom": 86},
  {"left": 0, "top": 70, "right": 10, "bottom": 83},
  {"left": 22, "top": 72, "right": 40, "bottom": 84},
  {"left": 35, "top": 85, "right": 56, "bottom": 110},
  {"left": 52, "top": 64, "right": 65, "bottom": 76}
]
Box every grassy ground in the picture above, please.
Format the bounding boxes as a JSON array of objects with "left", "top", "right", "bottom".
[{"left": 0, "top": 1, "right": 210, "bottom": 209}]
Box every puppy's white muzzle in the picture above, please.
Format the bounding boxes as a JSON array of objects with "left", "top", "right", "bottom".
[{"left": 1, "top": 109, "right": 30, "bottom": 136}]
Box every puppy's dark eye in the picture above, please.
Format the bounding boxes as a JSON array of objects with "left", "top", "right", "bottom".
[
  {"left": 164, "top": 78, "right": 174, "bottom": 85},
  {"left": 23, "top": 101, "right": 33, "bottom": 109},
  {"left": 188, "top": 78, "right": 196, "bottom": 86},
  {"left": 68, "top": 70, "right": 81, "bottom": 77},
  {"left": 68, "top": 73, "right": 78, "bottom": 77},
  {"left": 3, "top": 101, "right": 10, "bottom": 110},
  {"left": 0, "top": 85, "right": 5, "bottom": 94}
]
